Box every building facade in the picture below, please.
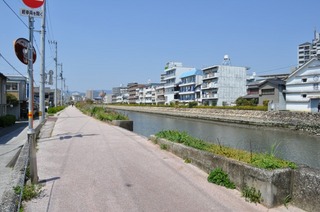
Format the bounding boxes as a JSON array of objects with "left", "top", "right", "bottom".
[
  {"left": 298, "top": 30, "right": 320, "bottom": 67},
  {"left": 163, "top": 62, "right": 194, "bottom": 104},
  {"left": 179, "top": 69, "right": 203, "bottom": 103},
  {"left": 286, "top": 58, "right": 320, "bottom": 112},
  {"left": 202, "top": 65, "right": 247, "bottom": 106},
  {"left": 6, "top": 75, "right": 27, "bottom": 119}
]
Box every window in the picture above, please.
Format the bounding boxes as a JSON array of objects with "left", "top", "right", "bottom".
[
  {"left": 261, "top": 88, "right": 274, "bottom": 95},
  {"left": 302, "top": 78, "right": 307, "bottom": 83},
  {"left": 6, "top": 83, "right": 18, "bottom": 91},
  {"left": 301, "top": 94, "right": 307, "bottom": 98}
]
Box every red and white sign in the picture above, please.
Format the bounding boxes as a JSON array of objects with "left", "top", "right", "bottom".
[{"left": 22, "top": 0, "right": 44, "bottom": 9}]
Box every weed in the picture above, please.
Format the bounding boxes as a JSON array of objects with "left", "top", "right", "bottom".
[
  {"left": 284, "top": 194, "right": 292, "bottom": 208},
  {"left": 184, "top": 158, "right": 192, "bottom": 163},
  {"left": 14, "top": 184, "right": 42, "bottom": 202},
  {"left": 160, "top": 144, "right": 168, "bottom": 150},
  {"left": 207, "top": 168, "right": 236, "bottom": 189},
  {"left": 242, "top": 185, "right": 262, "bottom": 203}
]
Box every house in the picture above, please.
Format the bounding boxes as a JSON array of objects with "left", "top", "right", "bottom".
[
  {"left": 286, "top": 58, "right": 320, "bottom": 112},
  {"left": 179, "top": 69, "right": 203, "bottom": 103},
  {"left": 5, "top": 75, "right": 27, "bottom": 119},
  {"left": 0, "top": 73, "right": 7, "bottom": 117},
  {"left": 201, "top": 65, "right": 248, "bottom": 106},
  {"left": 34, "top": 87, "right": 55, "bottom": 107},
  {"left": 163, "top": 62, "right": 194, "bottom": 104}
]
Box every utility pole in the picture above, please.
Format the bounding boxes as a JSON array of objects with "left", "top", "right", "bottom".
[
  {"left": 59, "top": 63, "right": 63, "bottom": 105},
  {"left": 27, "top": 15, "right": 38, "bottom": 184},
  {"left": 39, "top": 0, "right": 46, "bottom": 122},
  {"left": 49, "top": 40, "right": 58, "bottom": 107}
]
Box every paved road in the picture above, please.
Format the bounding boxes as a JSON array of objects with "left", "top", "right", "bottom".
[
  {"left": 25, "top": 106, "right": 303, "bottom": 212},
  {"left": 0, "top": 121, "right": 29, "bottom": 201}
]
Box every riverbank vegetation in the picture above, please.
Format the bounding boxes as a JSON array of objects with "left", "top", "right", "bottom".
[
  {"left": 76, "top": 102, "right": 129, "bottom": 121},
  {"left": 110, "top": 102, "right": 268, "bottom": 111},
  {"left": 155, "top": 130, "right": 296, "bottom": 170}
]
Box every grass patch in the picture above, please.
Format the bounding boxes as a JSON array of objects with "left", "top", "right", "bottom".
[
  {"left": 242, "top": 185, "right": 262, "bottom": 203},
  {"left": 207, "top": 168, "right": 236, "bottom": 189},
  {"left": 76, "top": 103, "right": 129, "bottom": 121},
  {"left": 155, "top": 130, "right": 297, "bottom": 170}
]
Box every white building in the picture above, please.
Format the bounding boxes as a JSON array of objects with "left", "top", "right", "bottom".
[
  {"left": 298, "top": 30, "right": 320, "bottom": 67},
  {"left": 286, "top": 58, "right": 320, "bottom": 112},
  {"left": 163, "top": 62, "right": 194, "bottom": 104},
  {"left": 179, "top": 69, "right": 203, "bottom": 103},
  {"left": 202, "top": 65, "right": 248, "bottom": 106}
]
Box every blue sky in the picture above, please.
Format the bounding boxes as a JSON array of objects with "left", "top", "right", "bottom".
[{"left": 1, "top": 0, "right": 320, "bottom": 92}]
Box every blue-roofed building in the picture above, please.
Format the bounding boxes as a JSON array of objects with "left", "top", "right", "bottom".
[
  {"left": 163, "top": 62, "right": 194, "bottom": 104},
  {"left": 179, "top": 69, "right": 203, "bottom": 103}
]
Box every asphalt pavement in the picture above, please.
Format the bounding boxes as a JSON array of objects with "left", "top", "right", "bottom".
[
  {"left": 23, "top": 106, "right": 304, "bottom": 212},
  {"left": 0, "top": 120, "right": 34, "bottom": 202}
]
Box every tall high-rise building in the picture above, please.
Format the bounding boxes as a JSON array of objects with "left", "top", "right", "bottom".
[{"left": 298, "top": 30, "right": 320, "bottom": 67}]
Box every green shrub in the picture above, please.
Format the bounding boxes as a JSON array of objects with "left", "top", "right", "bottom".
[
  {"left": 48, "top": 106, "right": 66, "bottom": 114},
  {"left": 188, "top": 101, "right": 198, "bottom": 108},
  {"left": 207, "top": 168, "right": 236, "bottom": 189},
  {"left": 0, "top": 114, "right": 16, "bottom": 127}
]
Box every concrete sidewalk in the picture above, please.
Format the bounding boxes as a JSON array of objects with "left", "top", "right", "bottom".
[{"left": 24, "top": 106, "right": 303, "bottom": 212}]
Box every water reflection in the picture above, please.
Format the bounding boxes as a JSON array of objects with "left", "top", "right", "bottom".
[{"left": 118, "top": 110, "right": 320, "bottom": 169}]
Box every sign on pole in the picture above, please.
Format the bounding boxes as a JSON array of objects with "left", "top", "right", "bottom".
[{"left": 22, "top": 0, "right": 44, "bottom": 9}]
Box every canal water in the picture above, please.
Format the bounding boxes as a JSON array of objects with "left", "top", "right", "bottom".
[{"left": 117, "top": 110, "right": 320, "bottom": 169}]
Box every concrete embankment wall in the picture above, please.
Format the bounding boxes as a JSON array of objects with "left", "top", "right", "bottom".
[
  {"left": 107, "top": 105, "right": 320, "bottom": 135},
  {"left": 150, "top": 136, "right": 320, "bottom": 211},
  {"left": 149, "top": 135, "right": 320, "bottom": 211}
]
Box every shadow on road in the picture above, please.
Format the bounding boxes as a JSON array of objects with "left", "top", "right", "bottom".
[{"left": 0, "top": 121, "right": 28, "bottom": 145}]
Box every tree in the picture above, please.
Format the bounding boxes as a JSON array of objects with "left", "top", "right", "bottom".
[{"left": 7, "top": 93, "right": 19, "bottom": 106}]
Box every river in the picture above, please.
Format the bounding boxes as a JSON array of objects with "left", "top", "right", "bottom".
[{"left": 117, "top": 109, "right": 320, "bottom": 169}]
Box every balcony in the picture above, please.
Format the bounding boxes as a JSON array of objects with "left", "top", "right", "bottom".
[
  {"left": 164, "top": 83, "right": 175, "bottom": 88},
  {"left": 203, "top": 73, "right": 218, "bottom": 80},
  {"left": 201, "top": 83, "right": 218, "bottom": 90},
  {"left": 202, "top": 93, "right": 218, "bottom": 99}
]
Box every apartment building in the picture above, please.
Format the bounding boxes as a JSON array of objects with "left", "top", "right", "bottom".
[
  {"left": 286, "top": 57, "right": 320, "bottom": 112},
  {"left": 202, "top": 65, "right": 247, "bottom": 106},
  {"left": 179, "top": 69, "right": 203, "bottom": 103},
  {"left": 163, "top": 62, "right": 194, "bottom": 104},
  {"left": 298, "top": 30, "right": 320, "bottom": 67},
  {"left": 112, "top": 86, "right": 128, "bottom": 104}
]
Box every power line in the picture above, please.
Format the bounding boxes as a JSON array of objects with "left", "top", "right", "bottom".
[
  {"left": 0, "top": 53, "right": 25, "bottom": 77},
  {"left": 2, "top": 0, "right": 28, "bottom": 28}
]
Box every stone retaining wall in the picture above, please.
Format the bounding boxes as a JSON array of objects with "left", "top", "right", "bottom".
[
  {"left": 149, "top": 135, "right": 320, "bottom": 211},
  {"left": 107, "top": 106, "right": 320, "bottom": 135}
]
